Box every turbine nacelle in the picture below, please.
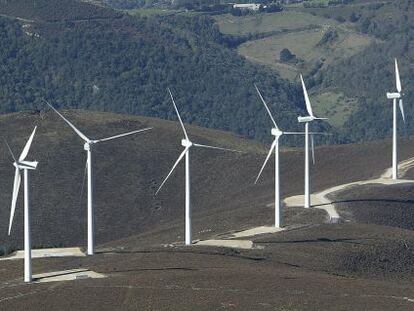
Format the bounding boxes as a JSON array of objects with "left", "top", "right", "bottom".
[
  {"left": 181, "top": 139, "right": 193, "bottom": 148},
  {"left": 271, "top": 128, "right": 283, "bottom": 137},
  {"left": 298, "top": 116, "right": 314, "bottom": 123},
  {"left": 14, "top": 161, "right": 38, "bottom": 170},
  {"left": 84, "top": 142, "right": 92, "bottom": 151},
  {"left": 386, "top": 92, "right": 401, "bottom": 99}
]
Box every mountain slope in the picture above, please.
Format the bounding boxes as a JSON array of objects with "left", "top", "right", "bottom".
[
  {"left": 211, "top": 1, "right": 414, "bottom": 143},
  {"left": 0, "top": 0, "right": 312, "bottom": 143},
  {"left": 1, "top": 111, "right": 414, "bottom": 310},
  {"left": 0, "top": 110, "right": 413, "bottom": 253}
]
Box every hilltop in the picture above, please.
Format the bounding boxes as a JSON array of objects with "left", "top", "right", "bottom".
[
  {"left": 0, "top": 109, "right": 412, "bottom": 253},
  {"left": 1, "top": 111, "right": 414, "bottom": 310}
]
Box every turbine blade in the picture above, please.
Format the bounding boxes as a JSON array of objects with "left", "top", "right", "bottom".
[
  {"left": 283, "top": 131, "right": 305, "bottom": 135},
  {"left": 45, "top": 100, "right": 89, "bottom": 142},
  {"left": 4, "top": 140, "right": 17, "bottom": 163},
  {"left": 311, "top": 134, "right": 315, "bottom": 165},
  {"left": 19, "top": 126, "right": 37, "bottom": 161},
  {"left": 284, "top": 131, "right": 331, "bottom": 136},
  {"left": 309, "top": 132, "right": 331, "bottom": 135},
  {"left": 155, "top": 147, "right": 189, "bottom": 195},
  {"left": 193, "top": 143, "right": 241, "bottom": 153},
  {"left": 254, "top": 140, "right": 277, "bottom": 184},
  {"left": 254, "top": 84, "right": 279, "bottom": 130},
  {"left": 395, "top": 58, "right": 402, "bottom": 93},
  {"left": 8, "top": 168, "right": 21, "bottom": 235},
  {"left": 94, "top": 127, "right": 152, "bottom": 143},
  {"left": 167, "top": 88, "right": 189, "bottom": 140},
  {"left": 300, "top": 75, "right": 314, "bottom": 118},
  {"left": 80, "top": 158, "right": 88, "bottom": 200},
  {"left": 399, "top": 99, "right": 405, "bottom": 124}
]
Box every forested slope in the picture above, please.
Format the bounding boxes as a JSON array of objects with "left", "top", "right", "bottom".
[
  {"left": 314, "top": 0, "right": 414, "bottom": 142},
  {"left": 0, "top": 0, "right": 319, "bottom": 143}
]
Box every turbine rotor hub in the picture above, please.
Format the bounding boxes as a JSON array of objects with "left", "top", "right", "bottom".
[
  {"left": 271, "top": 128, "right": 283, "bottom": 137},
  {"left": 15, "top": 161, "right": 38, "bottom": 170},
  {"left": 181, "top": 139, "right": 192, "bottom": 147}
]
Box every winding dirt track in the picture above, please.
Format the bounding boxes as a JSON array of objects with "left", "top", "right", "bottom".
[
  {"left": 285, "top": 156, "right": 414, "bottom": 222},
  {"left": 198, "top": 157, "right": 414, "bottom": 249}
]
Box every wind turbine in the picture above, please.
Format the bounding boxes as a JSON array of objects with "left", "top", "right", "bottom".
[
  {"left": 298, "top": 75, "right": 328, "bottom": 209},
  {"left": 155, "top": 89, "right": 240, "bottom": 245},
  {"left": 253, "top": 84, "right": 306, "bottom": 227},
  {"left": 386, "top": 58, "right": 406, "bottom": 180},
  {"left": 46, "top": 101, "right": 152, "bottom": 255},
  {"left": 7, "top": 127, "right": 38, "bottom": 283}
]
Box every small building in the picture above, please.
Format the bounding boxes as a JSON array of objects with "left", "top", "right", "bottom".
[{"left": 232, "top": 3, "right": 261, "bottom": 11}]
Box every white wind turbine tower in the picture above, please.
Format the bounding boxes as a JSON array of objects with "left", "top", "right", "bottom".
[
  {"left": 155, "top": 89, "right": 240, "bottom": 245},
  {"left": 254, "top": 84, "right": 308, "bottom": 227},
  {"left": 386, "top": 58, "right": 406, "bottom": 180},
  {"left": 7, "top": 127, "right": 38, "bottom": 283},
  {"left": 298, "top": 75, "right": 328, "bottom": 209},
  {"left": 46, "top": 102, "right": 152, "bottom": 255}
]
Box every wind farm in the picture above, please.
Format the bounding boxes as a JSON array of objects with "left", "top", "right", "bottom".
[
  {"left": 1, "top": 1, "right": 414, "bottom": 310},
  {"left": 1, "top": 110, "right": 414, "bottom": 310}
]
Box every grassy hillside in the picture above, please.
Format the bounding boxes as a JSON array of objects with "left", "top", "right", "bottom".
[
  {"left": 299, "top": 0, "right": 414, "bottom": 142},
  {"left": 1, "top": 111, "right": 414, "bottom": 309},
  {"left": 214, "top": 8, "right": 376, "bottom": 129},
  {"left": 213, "top": 1, "right": 414, "bottom": 141},
  {"left": 214, "top": 11, "right": 336, "bottom": 36},
  {"left": 322, "top": 45, "right": 414, "bottom": 142}
]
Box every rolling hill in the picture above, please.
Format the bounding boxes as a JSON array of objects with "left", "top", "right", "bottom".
[
  {"left": 1, "top": 110, "right": 414, "bottom": 310},
  {"left": 2, "top": 1, "right": 414, "bottom": 309},
  {"left": 1, "top": 109, "right": 412, "bottom": 252}
]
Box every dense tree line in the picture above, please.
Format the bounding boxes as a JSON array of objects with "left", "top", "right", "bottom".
[
  {"left": 0, "top": 0, "right": 121, "bottom": 21},
  {"left": 0, "top": 7, "right": 329, "bottom": 144}
]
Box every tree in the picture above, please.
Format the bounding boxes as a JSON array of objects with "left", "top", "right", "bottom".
[
  {"left": 280, "top": 48, "right": 295, "bottom": 62},
  {"left": 349, "top": 11, "right": 359, "bottom": 23}
]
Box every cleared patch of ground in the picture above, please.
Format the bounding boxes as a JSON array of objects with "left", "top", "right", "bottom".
[
  {"left": 214, "top": 11, "right": 337, "bottom": 35},
  {"left": 237, "top": 26, "right": 374, "bottom": 81},
  {"left": 34, "top": 268, "right": 106, "bottom": 283},
  {"left": 0, "top": 248, "right": 85, "bottom": 260},
  {"left": 312, "top": 91, "right": 358, "bottom": 128},
  {"left": 215, "top": 9, "right": 377, "bottom": 129}
]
